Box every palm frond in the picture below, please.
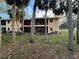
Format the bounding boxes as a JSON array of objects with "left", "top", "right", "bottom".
[{"left": 6, "top": 0, "right": 30, "bottom": 8}]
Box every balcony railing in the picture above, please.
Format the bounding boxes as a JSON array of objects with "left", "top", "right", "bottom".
[{"left": 24, "top": 25, "right": 48, "bottom": 27}]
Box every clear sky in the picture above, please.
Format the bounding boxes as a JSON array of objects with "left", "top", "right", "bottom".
[{"left": 0, "top": 0, "right": 54, "bottom": 19}]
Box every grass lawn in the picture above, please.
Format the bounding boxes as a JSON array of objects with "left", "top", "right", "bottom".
[
  {"left": 0, "top": 31, "right": 79, "bottom": 59},
  {"left": 2, "top": 30, "right": 76, "bottom": 46}
]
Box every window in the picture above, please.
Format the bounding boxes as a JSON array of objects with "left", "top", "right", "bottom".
[
  {"left": 8, "top": 21, "right": 10, "bottom": 23},
  {"left": 50, "top": 27, "right": 53, "bottom": 31},
  {"left": 2, "top": 27, "right": 6, "bottom": 33},
  {"left": 20, "top": 20, "right": 22, "bottom": 23},
  {"left": 1, "top": 20, "right": 6, "bottom": 25},
  {"left": 20, "top": 28, "right": 22, "bottom": 30},
  {"left": 8, "top": 28, "right": 10, "bottom": 31},
  {"left": 50, "top": 19, "right": 53, "bottom": 22},
  {"left": 24, "top": 20, "right": 31, "bottom": 25}
]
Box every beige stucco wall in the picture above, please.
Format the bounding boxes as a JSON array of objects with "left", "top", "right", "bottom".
[
  {"left": 48, "top": 19, "right": 59, "bottom": 33},
  {"left": 6, "top": 20, "right": 22, "bottom": 32},
  {"left": 2, "top": 17, "right": 59, "bottom": 33}
]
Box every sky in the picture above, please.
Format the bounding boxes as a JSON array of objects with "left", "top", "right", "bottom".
[
  {"left": 0, "top": 0, "right": 54, "bottom": 19},
  {"left": 0, "top": 2, "right": 11, "bottom": 19}
]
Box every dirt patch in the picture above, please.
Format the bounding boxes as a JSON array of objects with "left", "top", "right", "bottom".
[{"left": 0, "top": 43, "right": 78, "bottom": 59}]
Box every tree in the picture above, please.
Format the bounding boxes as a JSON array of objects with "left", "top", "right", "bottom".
[
  {"left": 40, "top": 0, "right": 58, "bottom": 40},
  {"left": 32, "top": 0, "right": 48, "bottom": 40},
  {"left": 6, "top": 0, "right": 17, "bottom": 43},
  {"left": 0, "top": 16, "right": 1, "bottom": 47},
  {"left": 41, "top": 0, "right": 48, "bottom": 40},
  {"left": 48, "top": 0, "right": 74, "bottom": 51},
  {"left": 30, "top": 0, "right": 36, "bottom": 43},
  {"left": 29, "top": 0, "right": 42, "bottom": 43},
  {"left": 16, "top": 9, "right": 20, "bottom": 33},
  {"left": 16, "top": 0, "right": 29, "bottom": 35},
  {"left": 44, "top": 0, "right": 48, "bottom": 40},
  {"left": 6, "top": 0, "right": 29, "bottom": 43},
  {"left": 30, "top": 0, "right": 47, "bottom": 43},
  {"left": 58, "top": 0, "right": 79, "bottom": 48},
  {"left": 77, "top": 0, "right": 79, "bottom": 45},
  {"left": 67, "top": 0, "right": 74, "bottom": 51},
  {"left": 0, "top": 1, "right": 11, "bottom": 46}
]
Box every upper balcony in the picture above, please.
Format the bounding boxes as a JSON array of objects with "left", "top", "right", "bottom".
[
  {"left": 35, "top": 18, "right": 48, "bottom": 25},
  {"left": 1, "top": 20, "right": 6, "bottom": 26},
  {"left": 24, "top": 18, "right": 48, "bottom": 26}
]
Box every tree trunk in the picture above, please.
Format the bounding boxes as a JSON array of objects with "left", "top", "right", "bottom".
[
  {"left": 16, "top": 17, "right": 19, "bottom": 33},
  {"left": 0, "top": 19, "right": 1, "bottom": 47},
  {"left": 45, "top": 9, "right": 48, "bottom": 40},
  {"left": 67, "top": 0, "right": 74, "bottom": 51},
  {"left": 12, "top": 3, "right": 16, "bottom": 43},
  {"left": 77, "top": 0, "right": 79, "bottom": 45},
  {"left": 22, "top": 8, "right": 24, "bottom": 35},
  {"left": 30, "top": 3, "right": 36, "bottom": 43},
  {"left": 44, "top": 0, "right": 48, "bottom": 40}
]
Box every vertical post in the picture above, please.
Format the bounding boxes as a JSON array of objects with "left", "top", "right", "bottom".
[{"left": 0, "top": 17, "right": 1, "bottom": 47}]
